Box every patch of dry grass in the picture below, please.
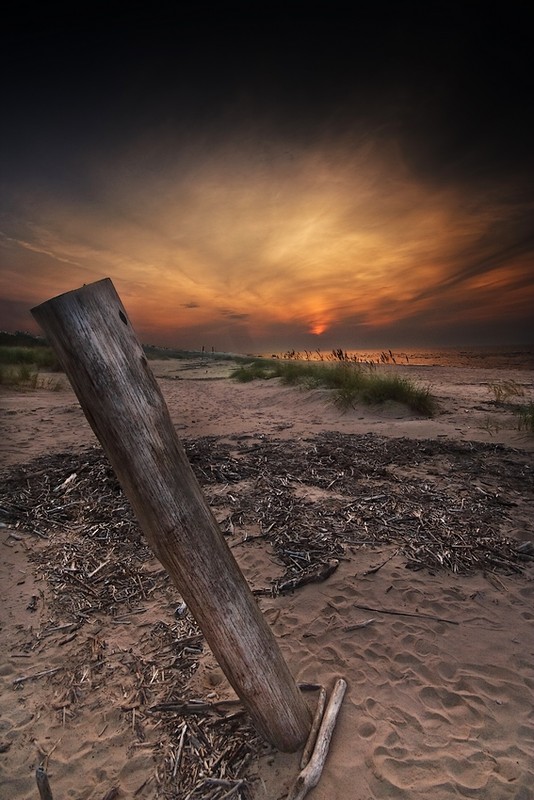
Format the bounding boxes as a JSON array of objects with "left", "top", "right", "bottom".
[{"left": 231, "top": 360, "right": 437, "bottom": 416}]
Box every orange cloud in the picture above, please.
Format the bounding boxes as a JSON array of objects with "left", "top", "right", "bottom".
[{"left": 2, "top": 135, "right": 532, "bottom": 348}]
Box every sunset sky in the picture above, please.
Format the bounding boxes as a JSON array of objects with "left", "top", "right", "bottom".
[{"left": 1, "top": 3, "right": 533, "bottom": 352}]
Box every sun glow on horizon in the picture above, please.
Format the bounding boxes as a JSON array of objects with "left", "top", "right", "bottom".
[
  {"left": 2, "top": 134, "right": 533, "bottom": 348},
  {"left": 309, "top": 320, "right": 329, "bottom": 335}
]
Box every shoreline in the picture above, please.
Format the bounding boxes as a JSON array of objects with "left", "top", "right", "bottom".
[{"left": 260, "top": 344, "right": 534, "bottom": 371}]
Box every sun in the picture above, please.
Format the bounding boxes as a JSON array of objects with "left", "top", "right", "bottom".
[{"left": 309, "top": 321, "right": 328, "bottom": 335}]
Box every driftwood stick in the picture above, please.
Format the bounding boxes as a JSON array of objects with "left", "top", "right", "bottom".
[
  {"left": 300, "top": 686, "right": 327, "bottom": 768},
  {"left": 353, "top": 603, "right": 459, "bottom": 625},
  {"left": 13, "top": 667, "right": 62, "bottom": 685},
  {"left": 101, "top": 789, "right": 120, "bottom": 800},
  {"left": 362, "top": 548, "right": 399, "bottom": 576},
  {"left": 36, "top": 766, "right": 54, "bottom": 800},
  {"left": 288, "top": 678, "right": 347, "bottom": 800}
]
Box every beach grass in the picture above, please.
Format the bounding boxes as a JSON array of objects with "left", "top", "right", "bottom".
[
  {"left": 487, "top": 379, "right": 533, "bottom": 435},
  {"left": 231, "top": 360, "right": 437, "bottom": 416},
  {"left": 230, "top": 360, "right": 273, "bottom": 381},
  {"left": 517, "top": 402, "right": 534, "bottom": 434},
  {"left": 0, "top": 346, "right": 63, "bottom": 389},
  {"left": 0, "top": 363, "right": 37, "bottom": 387},
  {"left": 143, "top": 344, "right": 266, "bottom": 365},
  {"left": 0, "top": 363, "right": 63, "bottom": 390},
  {"left": 488, "top": 379, "right": 525, "bottom": 403}
]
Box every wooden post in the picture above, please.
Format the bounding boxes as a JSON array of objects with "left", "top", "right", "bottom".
[{"left": 31, "top": 278, "right": 311, "bottom": 752}]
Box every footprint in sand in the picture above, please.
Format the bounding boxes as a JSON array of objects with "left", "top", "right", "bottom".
[
  {"left": 436, "top": 659, "right": 458, "bottom": 681},
  {"left": 358, "top": 721, "right": 377, "bottom": 738}
]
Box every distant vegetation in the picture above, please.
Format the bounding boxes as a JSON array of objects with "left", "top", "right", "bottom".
[
  {"left": 0, "top": 345, "right": 59, "bottom": 369},
  {"left": 2, "top": 335, "right": 530, "bottom": 433},
  {"left": 143, "top": 344, "right": 259, "bottom": 364},
  {"left": 277, "top": 347, "right": 410, "bottom": 365},
  {"left": 0, "top": 331, "right": 62, "bottom": 388},
  {"left": 488, "top": 379, "right": 534, "bottom": 435},
  {"left": 231, "top": 357, "right": 437, "bottom": 417},
  {"left": 0, "top": 334, "right": 260, "bottom": 389},
  {"left": 0, "top": 358, "right": 63, "bottom": 390},
  {"left": 517, "top": 403, "right": 534, "bottom": 434},
  {"left": 488, "top": 379, "right": 525, "bottom": 404},
  {"left": 0, "top": 331, "right": 48, "bottom": 348}
]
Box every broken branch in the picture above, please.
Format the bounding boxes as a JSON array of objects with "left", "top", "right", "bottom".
[{"left": 288, "top": 678, "right": 347, "bottom": 800}]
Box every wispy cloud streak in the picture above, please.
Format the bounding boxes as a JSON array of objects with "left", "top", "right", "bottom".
[{"left": 1, "top": 132, "right": 532, "bottom": 348}]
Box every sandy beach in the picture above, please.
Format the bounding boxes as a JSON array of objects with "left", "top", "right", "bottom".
[{"left": 1, "top": 358, "right": 533, "bottom": 800}]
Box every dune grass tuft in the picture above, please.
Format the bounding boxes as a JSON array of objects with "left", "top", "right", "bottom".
[
  {"left": 357, "top": 373, "right": 436, "bottom": 415},
  {"left": 517, "top": 402, "right": 534, "bottom": 434},
  {"left": 0, "top": 346, "right": 64, "bottom": 389},
  {"left": 231, "top": 360, "right": 436, "bottom": 416},
  {"left": 0, "top": 363, "right": 38, "bottom": 387},
  {"left": 0, "top": 363, "right": 63, "bottom": 390},
  {"left": 487, "top": 380, "right": 533, "bottom": 435},
  {"left": 231, "top": 361, "right": 274, "bottom": 382},
  {"left": 488, "top": 379, "right": 525, "bottom": 404}
]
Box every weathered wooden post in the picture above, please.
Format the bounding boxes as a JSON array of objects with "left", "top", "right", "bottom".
[{"left": 31, "top": 278, "right": 311, "bottom": 752}]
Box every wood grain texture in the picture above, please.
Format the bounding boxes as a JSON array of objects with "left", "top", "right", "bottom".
[{"left": 31, "top": 278, "right": 311, "bottom": 752}]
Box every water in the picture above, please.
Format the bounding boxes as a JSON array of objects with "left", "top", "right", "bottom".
[{"left": 269, "top": 345, "right": 534, "bottom": 370}]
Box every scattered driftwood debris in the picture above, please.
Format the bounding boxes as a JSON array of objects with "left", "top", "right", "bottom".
[
  {"left": 188, "top": 432, "right": 533, "bottom": 578},
  {"left": 1, "top": 449, "right": 266, "bottom": 799},
  {"left": 1, "top": 432, "right": 532, "bottom": 798},
  {"left": 2, "top": 434, "right": 531, "bottom": 590}
]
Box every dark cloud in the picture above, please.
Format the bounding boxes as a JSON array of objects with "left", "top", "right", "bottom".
[
  {"left": 0, "top": 297, "right": 37, "bottom": 334},
  {"left": 219, "top": 309, "right": 251, "bottom": 321},
  {"left": 4, "top": 4, "right": 533, "bottom": 173}
]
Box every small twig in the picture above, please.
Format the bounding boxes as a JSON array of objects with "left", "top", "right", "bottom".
[
  {"left": 101, "top": 789, "right": 119, "bottom": 800},
  {"left": 219, "top": 780, "right": 245, "bottom": 799},
  {"left": 362, "top": 549, "right": 399, "bottom": 576},
  {"left": 343, "top": 618, "right": 375, "bottom": 632},
  {"left": 352, "top": 603, "right": 459, "bottom": 625},
  {"left": 42, "top": 622, "right": 79, "bottom": 637},
  {"left": 13, "top": 667, "right": 62, "bottom": 685},
  {"left": 149, "top": 699, "right": 242, "bottom": 715},
  {"left": 204, "top": 778, "right": 244, "bottom": 787},
  {"left": 133, "top": 778, "right": 150, "bottom": 796},
  {"left": 172, "top": 723, "right": 187, "bottom": 778},
  {"left": 87, "top": 558, "right": 111, "bottom": 578}
]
